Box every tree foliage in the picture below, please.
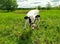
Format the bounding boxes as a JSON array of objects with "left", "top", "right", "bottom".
[
  {"left": 46, "top": 2, "right": 52, "bottom": 10},
  {"left": 35, "top": 5, "right": 41, "bottom": 10},
  {"left": 0, "top": 0, "right": 18, "bottom": 11}
]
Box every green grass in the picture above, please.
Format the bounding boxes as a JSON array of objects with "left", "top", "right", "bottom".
[{"left": 0, "top": 10, "right": 60, "bottom": 44}]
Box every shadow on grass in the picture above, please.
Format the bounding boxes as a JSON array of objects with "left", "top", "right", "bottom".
[{"left": 17, "top": 30, "right": 33, "bottom": 44}]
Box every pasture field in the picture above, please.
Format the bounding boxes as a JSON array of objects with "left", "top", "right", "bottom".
[{"left": 0, "top": 10, "right": 60, "bottom": 44}]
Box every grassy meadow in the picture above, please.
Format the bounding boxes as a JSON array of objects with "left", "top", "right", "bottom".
[{"left": 0, "top": 10, "right": 60, "bottom": 44}]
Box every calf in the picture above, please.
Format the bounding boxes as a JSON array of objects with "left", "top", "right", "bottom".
[{"left": 24, "top": 9, "right": 40, "bottom": 29}]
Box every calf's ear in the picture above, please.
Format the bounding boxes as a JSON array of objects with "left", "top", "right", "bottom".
[
  {"left": 35, "top": 15, "right": 40, "bottom": 18},
  {"left": 24, "top": 16, "right": 29, "bottom": 19}
]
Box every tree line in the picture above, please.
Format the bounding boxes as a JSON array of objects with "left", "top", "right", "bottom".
[{"left": 37, "top": 2, "right": 60, "bottom": 10}]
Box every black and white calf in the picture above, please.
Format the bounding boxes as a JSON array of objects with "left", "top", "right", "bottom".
[{"left": 24, "top": 9, "right": 40, "bottom": 29}]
